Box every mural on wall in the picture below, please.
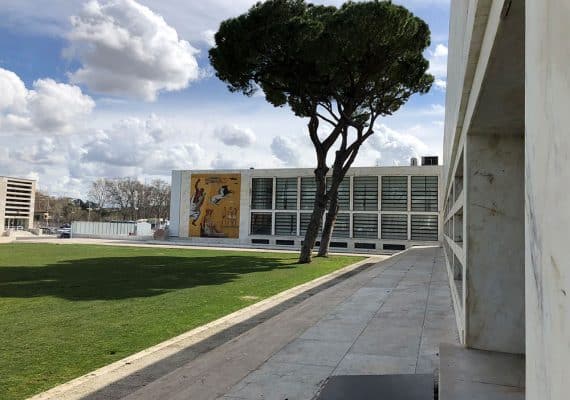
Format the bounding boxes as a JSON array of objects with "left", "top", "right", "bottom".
[{"left": 189, "top": 174, "right": 241, "bottom": 238}]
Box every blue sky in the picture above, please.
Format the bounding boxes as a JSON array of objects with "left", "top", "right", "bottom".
[{"left": 0, "top": 0, "right": 449, "bottom": 197}]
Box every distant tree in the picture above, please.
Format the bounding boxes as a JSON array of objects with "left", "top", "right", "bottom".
[
  {"left": 209, "top": 0, "right": 433, "bottom": 262},
  {"left": 148, "top": 179, "right": 171, "bottom": 222},
  {"left": 88, "top": 178, "right": 109, "bottom": 210}
]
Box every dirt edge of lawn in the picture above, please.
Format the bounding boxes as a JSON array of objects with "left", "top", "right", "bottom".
[{"left": 29, "top": 253, "right": 395, "bottom": 400}]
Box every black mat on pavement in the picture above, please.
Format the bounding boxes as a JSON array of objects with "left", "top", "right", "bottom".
[{"left": 314, "top": 374, "right": 434, "bottom": 400}]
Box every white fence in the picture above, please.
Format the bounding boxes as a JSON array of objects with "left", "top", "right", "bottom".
[{"left": 71, "top": 221, "right": 153, "bottom": 239}]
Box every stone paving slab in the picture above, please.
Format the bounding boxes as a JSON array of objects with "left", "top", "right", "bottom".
[{"left": 222, "top": 247, "right": 458, "bottom": 400}]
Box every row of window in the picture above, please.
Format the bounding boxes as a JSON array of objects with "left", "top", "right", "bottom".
[
  {"left": 251, "top": 212, "right": 438, "bottom": 241},
  {"left": 251, "top": 176, "right": 438, "bottom": 212}
]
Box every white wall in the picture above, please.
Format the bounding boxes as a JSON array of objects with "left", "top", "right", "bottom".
[
  {"left": 169, "top": 170, "right": 182, "bottom": 237},
  {"left": 526, "top": 1, "right": 570, "bottom": 398},
  {"left": 465, "top": 134, "right": 525, "bottom": 354}
]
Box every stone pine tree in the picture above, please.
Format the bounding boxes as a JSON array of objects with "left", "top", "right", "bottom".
[{"left": 209, "top": 0, "right": 433, "bottom": 263}]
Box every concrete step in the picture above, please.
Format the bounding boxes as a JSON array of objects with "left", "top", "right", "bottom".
[
  {"left": 439, "top": 343, "right": 524, "bottom": 400},
  {"left": 315, "top": 374, "right": 434, "bottom": 400}
]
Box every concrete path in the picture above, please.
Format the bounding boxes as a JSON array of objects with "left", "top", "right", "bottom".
[
  {"left": 77, "top": 246, "right": 456, "bottom": 400},
  {"left": 222, "top": 246, "right": 457, "bottom": 400}
]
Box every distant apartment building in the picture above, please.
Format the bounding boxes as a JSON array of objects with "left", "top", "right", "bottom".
[
  {"left": 169, "top": 163, "right": 442, "bottom": 252},
  {"left": 0, "top": 176, "right": 36, "bottom": 232}
]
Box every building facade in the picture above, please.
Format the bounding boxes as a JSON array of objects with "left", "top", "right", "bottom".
[
  {"left": 169, "top": 165, "right": 442, "bottom": 252},
  {"left": 0, "top": 176, "right": 36, "bottom": 233},
  {"left": 444, "top": 0, "right": 569, "bottom": 398}
]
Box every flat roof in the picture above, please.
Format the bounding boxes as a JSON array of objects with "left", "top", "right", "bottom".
[{"left": 0, "top": 176, "right": 36, "bottom": 182}]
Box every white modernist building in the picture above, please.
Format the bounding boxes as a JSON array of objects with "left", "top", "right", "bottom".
[
  {"left": 443, "top": 0, "right": 569, "bottom": 399},
  {"left": 0, "top": 176, "right": 36, "bottom": 233},
  {"left": 169, "top": 164, "right": 442, "bottom": 252}
]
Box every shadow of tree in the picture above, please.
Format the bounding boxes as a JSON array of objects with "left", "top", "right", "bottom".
[{"left": 0, "top": 255, "right": 297, "bottom": 301}]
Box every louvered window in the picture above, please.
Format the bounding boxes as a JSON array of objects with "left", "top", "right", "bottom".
[
  {"left": 353, "top": 176, "right": 378, "bottom": 211},
  {"left": 299, "top": 212, "right": 322, "bottom": 236},
  {"left": 411, "top": 215, "right": 438, "bottom": 241},
  {"left": 353, "top": 213, "right": 378, "bottom": 238},
  {"left": 275, "top": 178, "right": 298, "bottom": 210},
  {"left": 331, "top": 213, "right": 350, "bottom": 238},
  {"left": 411, "top": 176, "right": 438, "bottom": 212},
  {"left": 251, "top": 178, "right": 273, "bottom": 210},
  {"left": 381, "top": 214, "right": 408, "bottom": 240},
  {"left": 251, "top": 213, "right": 272, "bottom": 235},
  {"left": 382, "top": 176, "right": 408, "bottom": 211},
  {"left": 300, "top": 177, "right": 316, "bottom": 210},
  {"left": 275, "top": 213, "right": 297, "bottom": 236},
  {"left": 326, "top": 177, "right": 350, "bottom": 210}
]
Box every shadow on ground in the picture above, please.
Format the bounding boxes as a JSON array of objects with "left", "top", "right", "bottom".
[
  {"left": 0, "top": 255, "right": 296, "bottom": 301},
  {"left": 80, "top": 261, "right": 375, "bottom": 400}
]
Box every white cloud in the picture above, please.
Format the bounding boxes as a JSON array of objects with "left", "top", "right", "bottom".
[
  {"left": 271, "top": 136, "right": 300, "bottom": 166},
  {"left": 364, "top": 124, "right": 430, "bottom": 166},
  {"left": 433, "top": 43, "right": 448, "bottom": 57},
  {"left": 211, "top": 153, "right": 243, "bottom": 169},
  {"left": 0, "top": 68, "right": 94, "bottom": 134},
  {"left": 201, "top": 29, "right": 216, "bottom": 47},
  {"left": 434, "top": 78, "right": 447, "bottom": 90},
  {"left": 80, "top": 115, "right": 208, "bottom": 177},
  {"left": 214, "top": 125, "right": 256, "bottom": 147},
  {"left": 0, "top": 146, "right": 9, "bottom": 162},
  {"left": 427, "top": 104, "right": 445, "bottom": 116},
  {"left": 67, "top": 0, "right": 200, "bottom": 101},
  {"left": 12, "top": 137, "right": 65, "bottom": 165},
  {"left": 0, "top": 67, "right": 28, "bottom": 112},
  {"left": 27, "top": 79, "right": 96, "bottom": 132},
  {"left": 428, "top": 43, "right": 448, "bottom": 90}
]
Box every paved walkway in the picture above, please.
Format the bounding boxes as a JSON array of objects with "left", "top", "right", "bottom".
[
  {"left": 222, "top": 247, "right": 457, "bottom": 400},
  {"left": 75, "top": 246, "right": 456, "bottom": 400}
]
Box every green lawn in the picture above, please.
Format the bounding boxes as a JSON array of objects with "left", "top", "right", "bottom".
[{"left": 0, "top": 243, "right": 361, "bottom": 400}]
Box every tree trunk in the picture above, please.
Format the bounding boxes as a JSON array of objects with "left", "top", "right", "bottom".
[
  {"left": 318, "top": 190, "right": 339, "bottom": 257},
  {"left": 318, "top": 137, "right": 367, "bottom": 257},
  {"left": 298, "top": 167, "right": 328, "bottom": 263}
]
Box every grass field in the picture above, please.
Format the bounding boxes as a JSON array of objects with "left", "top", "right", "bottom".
[{"left": 0, "top": 243, "right": 362, "bottom": 400}]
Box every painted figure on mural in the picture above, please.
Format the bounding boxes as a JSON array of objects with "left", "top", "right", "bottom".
[
  {"left": 190, "top": 179, "right": 205, "bottom": 226},
  {"left": 211, "top": 185, "right": 232, "bottom": 205},
  {"left": 201, "top": 209, "right": 226, "bottom": 237}
]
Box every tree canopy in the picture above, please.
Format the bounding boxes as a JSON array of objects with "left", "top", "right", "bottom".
[{"left": 210, "top": 0, "right": 433, "bottom": 122}]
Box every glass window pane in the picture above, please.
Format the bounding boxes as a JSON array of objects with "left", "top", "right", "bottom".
[
  {"left": 275, "top": 213, "right": 297, "bottom": 236},
  {"left": 381, "top": 214, "right": 408, "bottom": 240},
  {"left": 275, "top": 178, "right": 298, "bottom": 210},
  {"left": 353, "top": 213, "right": 378, "bottom": 238},
  {"left": 411, "top": 215, "right": 438, "bottom": 241},
  {"left": 251, "top": 178, "right": 273, "bottom": 210},
  {"left": 250, "top": 212, "right": 272, "bottom": 235},
  {"left": 300, "top": 177, "right": 316, "bottom": 210},
  {"left": 300, "top": 212, "right": 322, "bottom": 236},
  {"left": 382, "top": 176, "right": 408, "bottom": 211},
  {"left": 353, "top": 176, "right": 378, "bottom": 211},
  {"left": 411, "top": 176, "right": 438, "bottom": 212},
  {"left": 331, "top": 213, "right": 350, "bottom": 238},
  {"left": 326, "top": 177, "right": 350, "bottom": 210}
]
